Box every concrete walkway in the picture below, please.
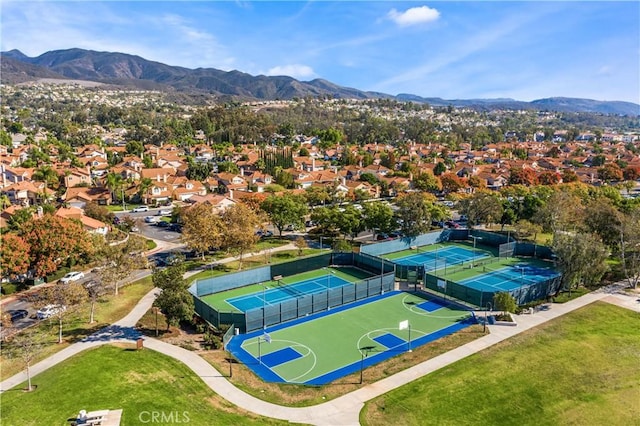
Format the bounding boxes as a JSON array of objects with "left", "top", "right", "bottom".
[{"left": 2, "top": 278, "right": 639, "bottom": 425}]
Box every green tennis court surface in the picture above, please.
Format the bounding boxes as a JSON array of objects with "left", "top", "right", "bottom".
[
  {"left": 226, "top": 291, "right": 475, "bottom": 385},
  {"left": 201, "top": 266, "right": 374, "bottom": 313}
]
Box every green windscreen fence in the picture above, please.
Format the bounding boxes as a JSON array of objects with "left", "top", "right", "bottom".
[{"left": 192, "top": 251, "right": 393, "bottom": 333}]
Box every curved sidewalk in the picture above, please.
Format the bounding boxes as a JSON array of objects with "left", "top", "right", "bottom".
[{"left": 2, "top": 283, "right": 638, "bottom": 425}]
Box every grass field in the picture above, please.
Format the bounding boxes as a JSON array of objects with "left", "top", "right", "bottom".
[
  {"left": 0, "top": 344, "right": 286, "bottom": 426},
  {"left": 361, "top": 302, "right": 640, "bottom": 425},
  {"left": 229, "top": 292, "right": 474, "bottom": 385},
  {"left": 200, "top": 266, "right": 373, "bottom": 312},
  {"left": 1, "top": 277, "right": 154, "bottom": 381}
]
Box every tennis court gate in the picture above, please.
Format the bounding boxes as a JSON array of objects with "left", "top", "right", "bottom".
[{"left": 423, "top": 271, "right": 563, "bottom": 307}]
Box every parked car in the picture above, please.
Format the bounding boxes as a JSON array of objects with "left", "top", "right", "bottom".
[
  {"left": 156, "top": 221, "right": 171, "bottom": 228},
  {"left": 255, "top": 230, "right": 273, "bottom": 238},
  {"left": 157, "top": 209, "right": 173, "bottom": 216},
  {"left": 8, "top": 309, "right": 29, "bottom": 322},
  {"left": 37, "top": 304, "right": 66, "bottom": 320},
  {"left": 389, "top": 231, "right": 404, "bottom": 239},
  {"left": 59, "top": 271, "right": 85, "bottom": 284},
  {"left": 376, "top": 233, "right": 390, "bottom": 241},
  {"left": 168, "top": 223, "right": 182, "bottom": 232},
  {"left": 445, "top": 221, "right": 460, "bottom": 229},
  {"left": 144, "top": 216, "right": 159, "bottom": 223},
  {"left": 132, "top": 206, "right": 149, "bottom": 213}
]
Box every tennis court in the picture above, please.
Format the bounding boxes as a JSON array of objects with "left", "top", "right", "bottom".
[
  {"left": 459, "top": 264, "right": 561, "bottom": 293},
  {"left": 200, "top": 266, "right": 374, "bottom": 313},
  {"left": 226, "top": 291, "right": 475, "bottom": 385},
  {"left": 227, "top": 274, "right": 351, "bottom": 312},
  {"left": 387, "top": 244, "right": 490, "bottom": 270}
]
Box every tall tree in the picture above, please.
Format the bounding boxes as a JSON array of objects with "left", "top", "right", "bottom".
[
  {"left": 552, "top": 232, "right": 609, "bottom": 295},
  {"left": 362, "top": 201, "right": 395, "bottom": 235},
  {"left": 96, "top": 235, "right": 147, "bottom": 296},
  {"left": 619, "top": 210, "right": 640, "bottom": 289},
  {"left": 459, "top": 191, "right": 504, "bottom": 228},
  {"left": 37, "top": 282, "right": 88, "bottom": 343},
  {"left": 105, "top": 172, "right": 124, "bottom": 204},
  {"left": 4, "top": 328, "right": 45, "bottom": 391},
  {"left": 0, "top": 233, "right": 30, "bottom": 279},
  {"left": 152, "top": 263, "right": 194, "bottom": 329},
  {"left": 395, "top": 193, "right": 433, "bottom": 237},
  {"left": 21, "top": 215, "right": 94, "bottom": 277},
  {"left": 221, "top": 203, "right": 262, "bottom": 270},
  {"left": 261, "top": 193, "right": 308, "bottom": 237},
  {"left": 180, "top": 203, "right": 224, "bottom": 258}
]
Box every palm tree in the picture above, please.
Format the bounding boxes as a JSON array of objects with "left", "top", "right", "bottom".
[
  {"left": 137, "top": 177, "right": 153, "bottom": 204},
  {"left": 105, "top": 172, "right": 124, "bottom": 204},
  {"left": 32, "top": 165, "right": 59, "bottom": 204}
]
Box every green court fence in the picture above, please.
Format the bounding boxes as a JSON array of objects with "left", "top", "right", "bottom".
[
  {"left": 244, "top": 273, "right": 395, "bottom": 332},
  {"left": 359, "top": 230, "right": 447, "bottom": 256},
  {"left": 423, "top": 271, "right": 562, "bottom": 306},
  {"left": 191, "top": 252, "right": 394, "bottom": 333}
]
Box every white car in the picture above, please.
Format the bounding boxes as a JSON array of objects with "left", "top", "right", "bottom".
[
  {"left": 37, "top": 304, "right": 66, "bottom": 320},
  {"left": 157, "top": 209, "right": 173, "bottom": 216},
  {"left": 144, "top": 216, "right": 160, "bottom": 223},
  {"left": 59, "top": 271, "right": 85, "bottom": 284},
  {"left": 132, "top": 206, "right": 149, "bottom": 213}
]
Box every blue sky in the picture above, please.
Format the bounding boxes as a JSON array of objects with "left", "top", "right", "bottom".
[{"left": 1, "top": 1, "right": 639, "bottom": 103}]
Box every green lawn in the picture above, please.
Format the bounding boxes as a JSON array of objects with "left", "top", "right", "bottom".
[
  {"left": 361, "top": 302, "right": 640, "bottom": 425},
  {"left": 1, "top": 277, "right": 154, "bottom": 380},
  {"left": 0, "top": 345, "right": 286, "bottom": 426}
]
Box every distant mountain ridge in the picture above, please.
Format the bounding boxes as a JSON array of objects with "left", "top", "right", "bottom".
[{"left": 2, "top": 48, "right": 639, "bottom": 115}]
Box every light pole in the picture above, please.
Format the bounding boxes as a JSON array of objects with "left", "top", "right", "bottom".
[
  {"left": 154, "top": 306, "right": 159, "bottom": 337},
  {"left": 261, "top": 283, "right": 267, "bottom": 329},
  {"left": 484, "top": 301, "right": 492, "bottom": 333},
  {"left": 517, "top": 266, "right": 525, "bottom": 305},
  {"left": 470, "top": 235, "right": 482, "bottom": 268}
]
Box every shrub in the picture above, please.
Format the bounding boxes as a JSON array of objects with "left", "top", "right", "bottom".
[{"left": 203, "top": 331, "right": 222, "bottom": 349}]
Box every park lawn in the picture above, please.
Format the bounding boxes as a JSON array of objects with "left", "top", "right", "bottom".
[
  {"left": 1, "top": 277, "right": 154, "bottom": 381},
  {"left": 0, "top": 344, "right": 286, "bottom": 426},
  {"left": 361, "top": 302, "right": 640, "bottom": 426}
]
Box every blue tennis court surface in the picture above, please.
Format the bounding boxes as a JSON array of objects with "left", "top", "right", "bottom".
[
  {"left": 227, "top": 275, "right": 351, "bottom": 312},
  {"left": 417, "top": 300, "right": 446, "bottom": 312},
  {"left": 373, "top": 333, "right": 406, "bottom": 349},
  {"left": 261, "top": 347, "right": 302, "bottom": 368},
  {"left": 393, "top": 246, "right": 489, "bottom": 269},
  {"left": 460, "top": 265, "right": 561, "bottom": 292}
]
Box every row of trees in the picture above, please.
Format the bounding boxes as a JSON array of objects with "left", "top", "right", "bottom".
[{"left": 458, "top": 183, "right": 640, "bottom": 291}]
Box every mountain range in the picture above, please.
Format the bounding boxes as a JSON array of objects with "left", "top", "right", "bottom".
[{"left": 2, "top": 48, "right": 639, "bottom": 115}]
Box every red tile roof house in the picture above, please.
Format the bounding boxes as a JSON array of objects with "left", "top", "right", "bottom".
[
  {"left": 2, "top": 181, "right": 55, "bottom": 206},
  {"left": 62, "top": 187, "right": 112, "bottom": 209},
  {"left": 55, "top": 206, "right": 110, "bottom": 236}
]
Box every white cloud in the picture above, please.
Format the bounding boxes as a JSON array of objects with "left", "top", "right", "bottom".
[
  {"left": 387, "top": 6, "right": 440, "bottom": 27},
  {"left": 266, "top": 64, "right": 316, "bottom": 79}
]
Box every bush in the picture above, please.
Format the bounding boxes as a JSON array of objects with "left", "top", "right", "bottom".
[
  {"left": 45, "top": 267, "right": 70, "bottom": 283},
  {"left": 1, "top": 282, "right": 18, "bottom": 295},
  {"left": 203, "top": 331, "right": 222, "bottom": 349}
]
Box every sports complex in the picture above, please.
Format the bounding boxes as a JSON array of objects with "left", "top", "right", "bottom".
[{"left": 190, "top": 229, "right": 561, "bottom": 385}]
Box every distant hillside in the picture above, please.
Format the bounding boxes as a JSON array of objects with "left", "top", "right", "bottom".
[
  {"left": 1, "top": 48, "right": 377, "bottom": 100},
  {"left": 0, "top": 55, "right": 68, "bottom": 84},
  {"left": 2, "top": 48, "right": 638, "bottom": 115},
  {"left": 396, "top": 94, "right": 640, "bottom": 116}
]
